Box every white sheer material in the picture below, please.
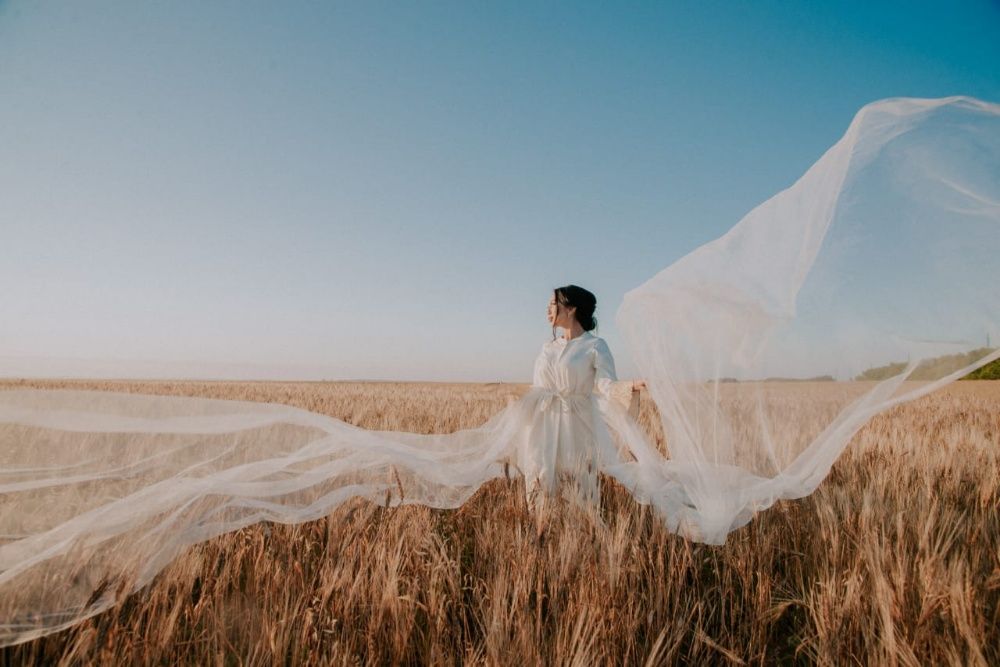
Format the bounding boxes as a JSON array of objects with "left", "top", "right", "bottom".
[{"left": 1, "top": 95, "right": 998, "bottom": 646}]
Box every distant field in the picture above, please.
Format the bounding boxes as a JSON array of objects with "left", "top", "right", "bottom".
[{"left": 1, "top": 378, "right": 998, "bottom": 664}]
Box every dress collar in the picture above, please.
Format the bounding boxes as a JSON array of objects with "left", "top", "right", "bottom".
[{"left": 557, "top": 330, "right": 593, "bottom": 344}]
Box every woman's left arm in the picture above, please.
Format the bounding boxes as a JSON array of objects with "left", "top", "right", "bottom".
[
  {"left": 593, "top": 338, "right": 618, "bottom": 398},
  {"left": 594, "top": 339, "right": 642, "bottom": 417}
]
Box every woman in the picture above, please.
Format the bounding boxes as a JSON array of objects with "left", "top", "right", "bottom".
[{"left": 520, "top": 284, "right": 644, "bottom": 514}]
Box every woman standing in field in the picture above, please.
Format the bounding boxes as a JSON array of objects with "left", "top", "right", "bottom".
[{"left": 520, "top": 284, "right": 645, "bottom": 516}]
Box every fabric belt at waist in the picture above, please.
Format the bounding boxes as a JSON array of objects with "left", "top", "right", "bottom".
[{"left": 534, "top": 387, "right": 592, "bottom": 413}]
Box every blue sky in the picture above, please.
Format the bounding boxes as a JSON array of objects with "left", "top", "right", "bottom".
[{"left": 2, "top": 1, "right": 998, "bottom": 381}]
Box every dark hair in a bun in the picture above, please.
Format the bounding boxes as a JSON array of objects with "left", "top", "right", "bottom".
[{"left": 553, "top": 284, "right": 598, "bottom": 335}]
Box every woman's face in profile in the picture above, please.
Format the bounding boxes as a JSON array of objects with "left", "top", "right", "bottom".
[{"left": 547, "top": 294, "right": 574, "bottom": 328}]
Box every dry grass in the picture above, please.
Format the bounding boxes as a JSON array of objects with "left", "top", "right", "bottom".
[{"left": 1, "top": 377, "right": 998, "bottom": 665}]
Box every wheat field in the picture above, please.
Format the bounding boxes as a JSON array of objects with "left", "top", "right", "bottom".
[{"left": 0, "top": 378, "right": 998, "bottom": 665}]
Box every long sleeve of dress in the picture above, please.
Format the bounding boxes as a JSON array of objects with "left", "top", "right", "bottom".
[
  {"left": 592, "top": 338, "right": 618, "bottom": 398},
  {"left": 593, "top": 337, "right": 640, "bottom": 418}
]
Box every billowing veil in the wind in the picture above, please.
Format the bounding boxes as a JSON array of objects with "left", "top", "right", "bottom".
[
  {"left": 1, "top": 96, "right": 998, "bottom": 646},
  {"left": 614, "top": 95, "right": 1000, "bottom": 543}
]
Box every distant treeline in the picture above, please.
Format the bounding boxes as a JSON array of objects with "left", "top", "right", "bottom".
[
  {"left": 714, "top": 348, "right": 999, "bottom": 383},
  {"left": 717, "top": 376, "right": 834, "bottom": 383},
  {"left": 854, "top": 348, "right": 999, "bottom": 381}
]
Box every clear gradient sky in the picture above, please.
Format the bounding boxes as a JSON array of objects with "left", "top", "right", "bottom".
[{"left": 2, "top": 1, "right": 999, "bottom": 382}]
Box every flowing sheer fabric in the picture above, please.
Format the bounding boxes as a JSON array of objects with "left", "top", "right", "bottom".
[
  {"left": 1, "top": 95, "right": 998, "bottom": 646},
  {"left": 614, "top": 95, "right": 1000, "bottom": 542}
]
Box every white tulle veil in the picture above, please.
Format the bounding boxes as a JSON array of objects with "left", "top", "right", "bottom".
[{"left": 2, "top": 96, "right": 998, "bottom": 646}]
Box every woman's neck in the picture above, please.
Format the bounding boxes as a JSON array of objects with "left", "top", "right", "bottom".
[{"left": 562, "top": 323, "right": 585, "bottom": 340}]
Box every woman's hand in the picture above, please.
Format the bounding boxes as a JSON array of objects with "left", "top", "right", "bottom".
[{"left": 631, "top": 379, "right": 646, "bottom": 392}]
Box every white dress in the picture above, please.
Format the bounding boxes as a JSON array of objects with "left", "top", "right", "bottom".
[{"left": 516, "top": 331, "right": 629, "bottom": 510}]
